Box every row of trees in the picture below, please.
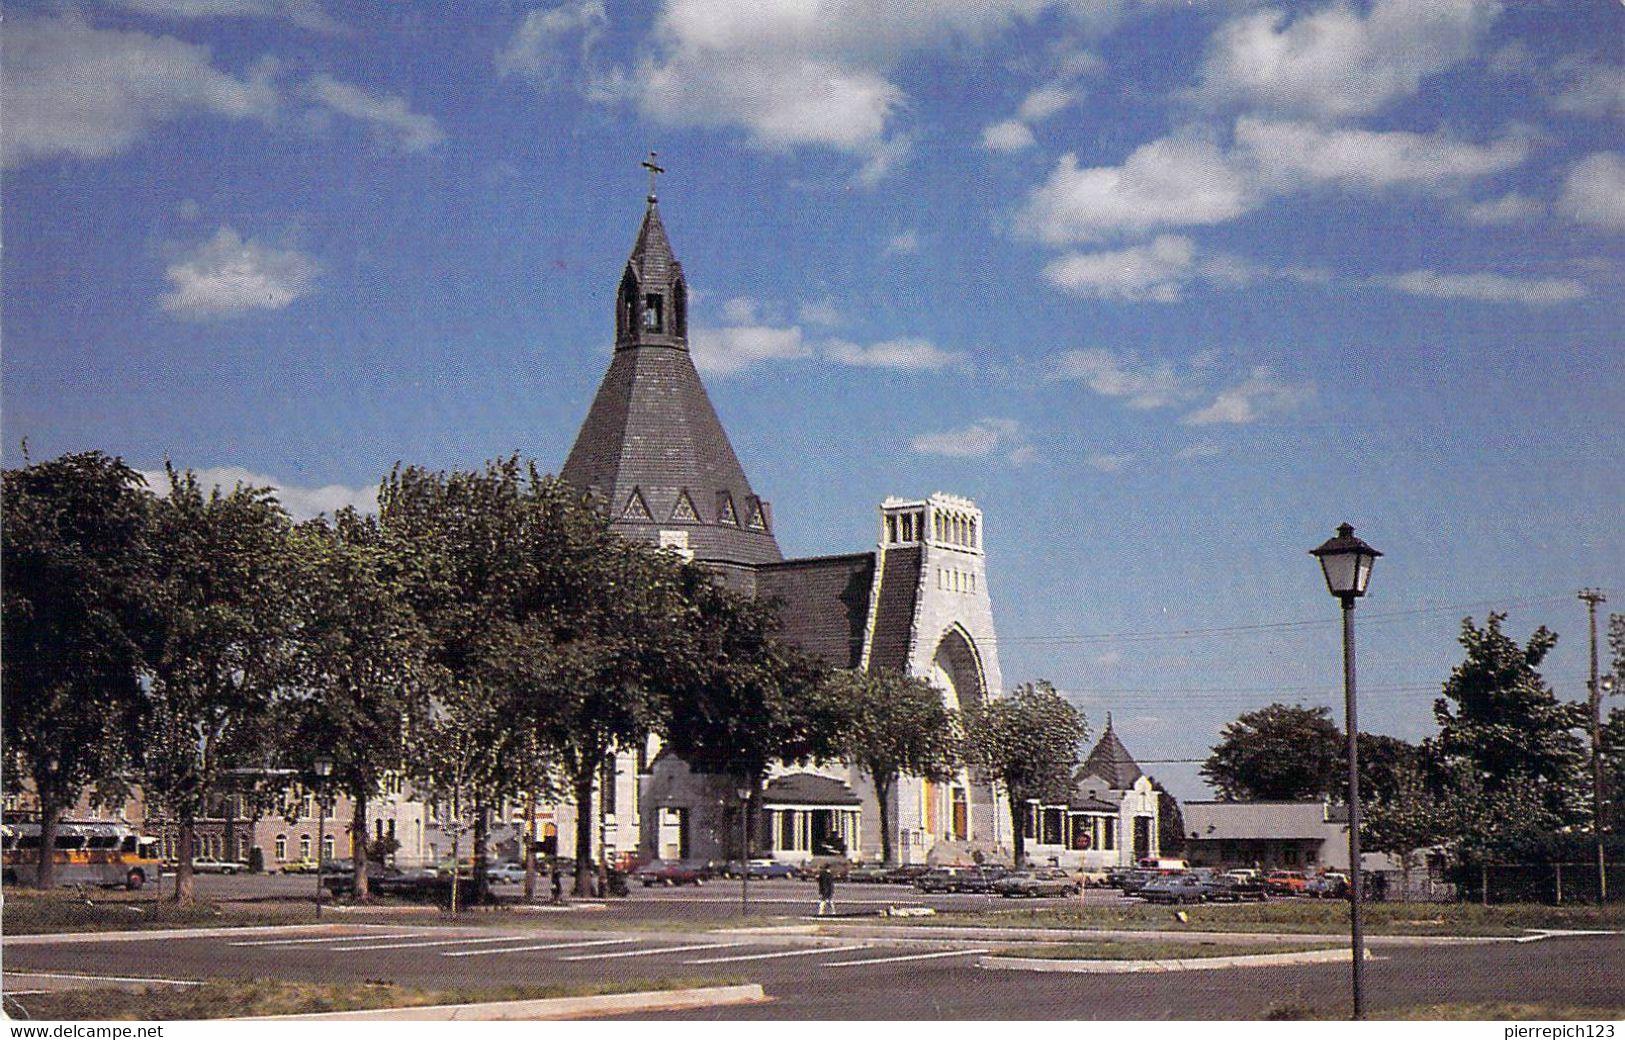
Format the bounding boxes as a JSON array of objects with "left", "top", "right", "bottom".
[
  {"left": 4, "top": 450, "right": 1094, "bottom": 905},
  {"left": 1201, "top": 611, "right": 1625, "bottom": 896}
]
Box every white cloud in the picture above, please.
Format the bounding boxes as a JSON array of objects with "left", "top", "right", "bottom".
[
  {"left": 1195, "top": 0, "right": 1498, "bottom": 120},
  {"left": 721, "top": 296, "right": 761, "bottom": 324},
  {"left": 1051, "top": 347, "right": 1203, "bottom": 409},
  {"left": 1236, "top": 117, "right": 1529, "bottom": 192},
  {"left": 307, "top": 74, "right": 444, "bottom": 153},
  {"left": 1558, "top": 152, "right": 1625, "bottom": 231},
  {"left": 1043, "top": 235, "right": 1198, "bottom": 302},
  {"left": 1380, "top": 270, "right": 1587, "bottom": 305},
  {"left": 1182, "top": 367, "right": 1315, "bottom": 426},
  {"left": 2, "top": 14, "right": 277, "bottom": 167},
  {"left": 824, "top": 337, "right": 965, "bottom": 371},
  {"left": 1018, "top": 137, "right": 1253, "bottom": 244},
  {"left": 981, "top": 119, "right": 1036, "bottom": 153},
  {"left": 1547, "top": 57, "right": 1625, "bottom": 120},
  {"left": 141, "top": 466, "right": 375, "bottom": 521},
  {"left": 884, "top": 229, "right": 920, "bottom": 256},
  {"left": 797, "top": 297, "right": 843, "bottom": 327},
  {"left": 688, "top": 324, "right": 810, "bottom": 376},
  {"left": 1459, "top": 192, "right": 1544, "bottom": 225},
  {"left": 160, "top": 226, "right": 320, "bottom": 317},
  {"left": 1017, "top": 84, "right": 1074, "bottom": 123},
  {"left": 495, "top": 1, "right": 606, "bottom": 85},
  {"left": 1085, "top": 451, "right": 1133, "bottom": 473},
  {"left": 910, "top": 417, "right": 1030, "bottom": 463},
  {"left": 105, "top": 0, "right": 341, "bottom": 32}
]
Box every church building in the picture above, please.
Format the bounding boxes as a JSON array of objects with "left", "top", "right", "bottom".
[{"left": 558, "top": 178, "right": 1009, "bottom": 865}]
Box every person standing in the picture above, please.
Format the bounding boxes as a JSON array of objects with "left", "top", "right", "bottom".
[{"left": 817, "top": 864, "right": 836, "bottom": 916}]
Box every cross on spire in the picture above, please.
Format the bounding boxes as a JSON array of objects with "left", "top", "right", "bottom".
[{"left": 641, "top": 151, "right": 665, "bottom": 203}]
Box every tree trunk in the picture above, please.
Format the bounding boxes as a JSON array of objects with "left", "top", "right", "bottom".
[
  {"left": 471, "top": 801, "right": 490, "bottom": 905},
  {"left": 34, "top": 796, "right": 62, "bottom": 890},
  {"left": 174, "top": 819, "right": 196, "bottom": 905},
  {"left": 572, "top": 770, "right": 595, "bottom": 897},
  {"left": 874, "top": 774, "right": 894, "bottom": 866},
  {"left": 523, "top": 790, "right": 537, "bottom": 902},
  {"left": 449, "top": 829, "right": 461, "bottom": 914},
  {"left": 1481, "top": 861, "right": 1489, "bottom": 906},
  {"left": 352, "top": 792, "right": 370, "bottom": 902},
  {"left": 1007, "top": 794, "right": 1026, "bottom": 869}
]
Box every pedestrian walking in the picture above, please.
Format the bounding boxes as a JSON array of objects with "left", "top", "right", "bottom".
[
  {"left": 816, "top": 864, "right": 836, "bottom": 916},
  {"left": 550, "top": 862, "right": 563, "bottom": 905}
]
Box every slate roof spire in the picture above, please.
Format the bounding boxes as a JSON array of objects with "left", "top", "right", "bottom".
[
  {"left": 561, "top": 167, "right": 782, "bottom": 587},
  {"left": 1080, "top": 714, "right": 1144, "bottom": 791}
]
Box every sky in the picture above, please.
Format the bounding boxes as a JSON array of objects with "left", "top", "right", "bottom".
[{"left": 4, "top": 0, "right": 1622, "bottom": 802}]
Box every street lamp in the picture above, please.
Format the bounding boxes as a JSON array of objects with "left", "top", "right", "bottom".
[
  {"left": 737, "top": 785, "right": 752, "bottom": 916},
  {"left": 313, "top": 755, "right": 334, "bottom": 919},
  {"left": 1310, "top": 522, "right": 1381, "bottom": 1021}
]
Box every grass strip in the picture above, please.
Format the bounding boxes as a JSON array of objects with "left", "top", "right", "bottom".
[
  {"left": 990, "top": 939, "right": 1340, "bottom": 960},
  {"left": 2, "top": 892, "right": 314, "bottom": 935},
  {"left": 1262, "top": 1000, "right": 1625, "bottom": 1021},
  {"left": 1, "top": 975, "right": 747, "bottom": 1021}
]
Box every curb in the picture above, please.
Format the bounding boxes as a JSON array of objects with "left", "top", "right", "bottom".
[
  {"left": 815, "top": 923, "right": 1499, "bottom": 947},
  {"left": 234, "top": 984, "right": 769, "bottom": 1020},
  {"left": 981, "top": 947, "right": 1373, "bottom": 974}
]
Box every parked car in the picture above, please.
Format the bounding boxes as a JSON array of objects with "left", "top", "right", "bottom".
[
  {"left": 1224, "top": 868, "right": 1262, "bottom": 881},
  {"left": 994, "top": 868, "right": 1080, "bottom": 898},
  {"left": 794, "top": 859, "right": 852, "bottom": 882},
  {"left": 280, "top": 857, "right": 320, "bottom": 874},
  {"left": 633, "top": 859, "right": 707, "bottom": 886},
  {"left": 916, "top": 865, "right": 1004, "bottom": 893},
  {"left": 847, "top": 863, "right": 892, "bottom": 883},
  {"left": 486, "top": 862, "right": 528, "bottom": 884},
  {"left": 1265, "top": 870, "right": 1311, "bottom": 896},
  {"left": 1075, "top": 867, "right": 1112, "bottom": 888},
  {"left": 1139, "top": 873, "right": 1208, "bottom": 904},
  {"left": 747, "top": 858, "right": 799, "bottom": 879},
  {"left": 1305, "top": 872, "right": 1350, "bottom": 899},
  {"left": 884, "top": 864, "right": 932, "bottom": 885},
  {"left": 190, "top": 855, "right": 249, "bottom": 875},
  {"left": 1117, "top": 869, "right": 1158, "bottom": 895},
  {"left": 1201, "top": 874, "right": 1270, "bottom": 902}
]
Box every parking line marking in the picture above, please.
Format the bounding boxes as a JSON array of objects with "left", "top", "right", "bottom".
[
  {"left": 3, "top": 972, "right": 203, "bottom": 986},
  {"left": 684, "top": 944, "right": 868, "bottom": 965},
  {"left": 558, "top": 941, "right": 745, "bottom": 962},
  {"left": 440, "top": 937, "right": 636, "bottom": 958},
  {"left": 322, "top": 934, "right": 531, "bottom": 952},
  {"left": 824, "top": 948, "right": 989, "bottom": 967},
  {"left": 230, "top": 932, "right": 422, "bottom": 948}
]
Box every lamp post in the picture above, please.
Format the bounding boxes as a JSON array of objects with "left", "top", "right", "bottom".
[
  {"left": 737, "top": 785, "right": 752, "bottom": 915},
  {"left": 1311, "top": 523, "right": 1381, "bottom": 1021},
  {"left": 313, "top": 755, "right": 333, "bottom": 919}
]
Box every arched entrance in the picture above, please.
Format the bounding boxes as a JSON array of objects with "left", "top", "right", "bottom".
[{"left": 925, "top": 625, "right": 987, "bottom": 843}]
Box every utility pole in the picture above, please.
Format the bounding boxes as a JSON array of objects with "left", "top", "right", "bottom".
[{"left": 1580, "top": 588, "right": 1607, "bottom": 902}]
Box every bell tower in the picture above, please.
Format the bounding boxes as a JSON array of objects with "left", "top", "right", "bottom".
[{"left": 615, "top": 153, "right": 688, "bottom": 352}]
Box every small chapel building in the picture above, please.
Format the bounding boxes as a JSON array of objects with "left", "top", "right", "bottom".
[{"left": 557, "top": 181, "right": 1012, "bottom": 865}]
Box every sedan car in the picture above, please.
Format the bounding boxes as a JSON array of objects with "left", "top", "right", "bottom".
[
  {"left": 994, "top": 868, "right": 1080, "bottom": 898},
  {"left": 1201, "top": 874, "right": 1270, "bottom": 902},
  {"left": 1265, "top": 870, "right": 1310, "bottom": 896},
  {"left": 190, "top": 855, "right": 250, "bottom": 875},
  {"left": 632, "top": 859, "right": 707, "bottom": 886},
  {"left": 1139, "top": 873, "right": 1208, "bottom": 904},
  {"left": 486, "top": 862, "right": 528, "bottom": 884},
  {"left": 1305, "top": 872, "right": 1350, "bottom": 899},
  {"left": 847, "top": 864, "right": 892, "bottom": 883},
  {"left": 747, "top": 858, "right": 799, "bottom": 879}
]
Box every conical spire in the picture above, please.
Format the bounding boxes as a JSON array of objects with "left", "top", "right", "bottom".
[
  {"left": 1081, "top": 719, "right": 1143, "bottom": 791},
  {"left": 562, "top": 173, "right": 781, "bottom": 589}
]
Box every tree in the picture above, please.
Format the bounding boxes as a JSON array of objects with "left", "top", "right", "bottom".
[
  {"left": 284, "top": 510, "right": 429, "bottom": 901},
  {"left": 962, "top": 681, "right": 1089, "bottom": 868},
  {"left": 1362, "top": 763, "right": 1444, "bottom": 901},
  {"left": 825, "top": 669, "right": 959, "bottom": 865},
  {"left": 2, "top": 452, "right": 153, "bottom": 888},
  {"left": 1150, "top": 779, "right": 1185, "bottom": 857},
  {"left": 140, "top": 467, "right": 298, "bottom": 904},
  {"left": 1433, "top": 613, "right": 1588, "bottom": 827},
  {"left": 1201, "top": 703, "right": 1342, "bottom": 801},
  {"left": 1358, "top": 733, "right": 1424, "bottom": 807},
  {"left": 660, "top": 578, "right": 838, "bottom": 863},
  {"left": 1433, "top": 761, "right": 1552, "bottom": 905}
]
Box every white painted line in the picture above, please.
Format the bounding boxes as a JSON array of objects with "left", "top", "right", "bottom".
[
  {"left": 825, "top": 948, "right": 989, "bottom": 967},
  {"left": 440, "top": 937, "right": 636, "bottom": 958},
  {"left": 4, "top": 971, "right": 203, "bottom": 986},
  {"left": 230, "top": 932, "right": 422, "bottom": 948},
  {"left": 684, "top": 943, "right": 868, "bottom": 965},
  {"left": 323, "top": 934, "right": 530, "bottom": 952},
  {"left": 558, "top": 941, "right": 745, "bottom": 962}
]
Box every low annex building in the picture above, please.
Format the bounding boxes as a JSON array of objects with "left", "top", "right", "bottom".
[{"left": 1022, "top": 716, "right": 1162, "bottom": 870}]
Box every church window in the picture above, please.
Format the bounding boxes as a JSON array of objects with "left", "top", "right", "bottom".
[
  {"left": 900, "top": 513, "right": 913, "bottom": 541},
  {"left": 621, "top": 488, "right": 652, "bottom": 521},
  {"left": 275, "top": 834, "right": 286, "bottom": 861},
  {"left": 885, "top": 515, "right": 897, "bottom": 543},
  {"left": 300, "top": 834, "right": 311, "bottom": 860},
  {"left": 619, "top": 268, "right": 639, "bottom": 338},
  {"left": 716, "top": 492, "right": 738, "bottom": 525},
  {"left": 934, "top": 514, "right": 944, "bottom": 541},
  {"left": 745, "top": 497, "right": 767, "bottom": 530},
  {"left": 642, "top": 294, "right": 663, "bottom": 331},
  {"left": 969, "top": 519, "right": 977, "bottom": 548},
  {"left": 670, "top": 490, "right": 701, "bottom": 522}
]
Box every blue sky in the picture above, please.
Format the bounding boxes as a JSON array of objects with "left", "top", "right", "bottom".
[{"left": 4, "top": 0, "right": 1622, "bottom": 800}]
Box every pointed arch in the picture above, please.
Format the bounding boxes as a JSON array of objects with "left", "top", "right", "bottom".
[
  {"left": 928, "top": 623, "right": 988, "bottom": 714},
  {"left": 618, "top": 266, "right": 640, "bottom": 342}
]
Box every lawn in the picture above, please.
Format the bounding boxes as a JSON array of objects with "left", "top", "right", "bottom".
[
  {"left": 908, "top": 898, "right": 1625, "bottom": 937},
  {"left": 0, "top": 976, "right": 746, "bottom": 1020},
  {"left": 1, "top": 889, "right": 317, "bottom": 934}
]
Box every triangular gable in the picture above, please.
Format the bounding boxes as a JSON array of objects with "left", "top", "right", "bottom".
[
  {"left": 621, "top": 487, "right": 652, "bottom": 522},
  {"left": 670, "top": 489, "right": 701, "bottom": 523},
  {"left": 716, "top": 491, "right": 738, "bottom": 526},
  {"left": 745, "top": 496, "right": 767, "bottom": 530}
]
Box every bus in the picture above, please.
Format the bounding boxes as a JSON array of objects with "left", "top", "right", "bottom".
[{"left": 2, "top": 821, "right": 164, "bottom": 890}]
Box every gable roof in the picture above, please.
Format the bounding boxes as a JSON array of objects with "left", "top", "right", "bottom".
[
  {"left": 1079, "top": 716, "right": 1143, "bottom": 791},
  {"left": 762, "top": 772, "right": 862, "bottom": 807}
]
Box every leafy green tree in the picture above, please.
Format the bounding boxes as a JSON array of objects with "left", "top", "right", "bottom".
[
  {"left": 1151, "top": 779, "right": 1185, "bottom": 857},
  {"left": 1357, "top": 733, "right": 1424, "bottom": 807},
  {"left": 1432, "top": 613, "right": 1587, "bottom": 827},
  {"left": 141, "top": 467, "right": 298, "bottom": 904},
  {"left": 962, "top": 681, "right": 1089, "bottom": 868},
  {"left": 1362, "top": 763, "right": 1445, "bottom": 901},
  {"left": 2, "top": 452, "right": 153, "bottom": 888},
  {"left": 1433, "top": 761, "right": 1551, "bottom": 905},
  {"left": 284, "top": 510, "right": 429, "bottom": 901},
  {"left": 1601, "top": 614, "right": 1625, "bottom": 835},
  {"left": 1201, "top": 703, "right": 1342, "bottom": 801},
  {"left": 660, "top": 579, "right": 837, "bottom": 861},
  {"left": 825, "top": 669, "right": 959, "bottom": 865}
]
